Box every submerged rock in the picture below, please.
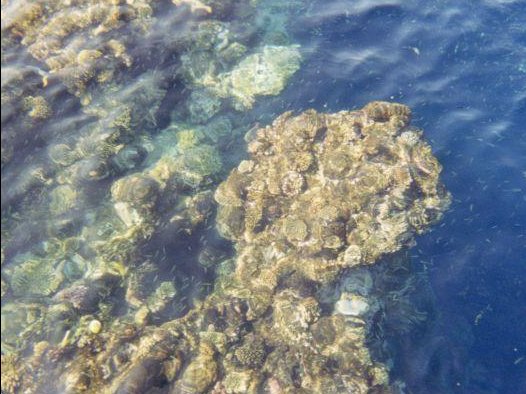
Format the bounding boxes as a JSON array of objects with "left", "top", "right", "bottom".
[
  {"left": 1, "top": 101, "right": 450, "bottom": 393},
  {"left": 88, "top": 319, "right": 102, "bottom": 334},
  {"left": 175, "top": 343, "right": 218, "bottom": 393},
  {"left": 187, "top": 88, "right": 222, "bottom": 124},
  {"left": 216, "top": 45, "right": 302, "bottom": 109},
  {"left": 335, "top": 292, "right": 373, "bottom": 318},
  {"left": 216, "top": 102, "right": 450, "bottom": 283},
  {"left": 211, "top": 102, "right": 450, "bottom": 391}
]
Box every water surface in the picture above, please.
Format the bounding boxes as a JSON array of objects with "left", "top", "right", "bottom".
[{"left": 1, "top": 0, "right": 525, "bottom": 393}]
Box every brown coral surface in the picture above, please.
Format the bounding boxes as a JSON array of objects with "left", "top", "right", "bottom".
[
  {"left": 209, "top": 101, "right": 451, "bottom": 392},
  {"left": 216, "top": 101, "right": 450, "bottom": 281},
  {"left": 1, "top": 102, "right": 450, "bottom": 393}
]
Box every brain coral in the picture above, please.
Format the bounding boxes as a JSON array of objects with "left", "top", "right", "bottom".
[{"left": 216, "top": 101, "right": 451, "bottom": 291}]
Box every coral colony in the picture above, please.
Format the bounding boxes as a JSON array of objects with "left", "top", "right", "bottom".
[{"left": 1, "top": 0, "right": 450, "bottom": 392}]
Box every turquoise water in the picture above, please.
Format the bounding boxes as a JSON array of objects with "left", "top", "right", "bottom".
[{"left": 1, "top": 0, "right": 525, "bottom": 393}]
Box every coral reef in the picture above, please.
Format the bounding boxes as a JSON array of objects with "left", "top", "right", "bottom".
[
  {"left": 187, "top": 88, "right": 223, "bottom": 124},
  {"left": 1, "top": 0, "right": 450, "bottom": 390},
  {"left": 234, "top": 334, "right": 267, "bottom": 368},
  {"left": 1, "top": 354, "right": 23, "bottom": 394},
  {"left": 216, "top": 102, "right": 449, "bottom": 277},
  {"left": 2, "top": 102, "right": 449, "bottom": 393},
  {"left": 1, "top": 0, "right": 149, "bottom": 99},
  {"left": 214, "top": 45, "right": 302, "bottom": 109},
  {"left": 210, "top": 101, "right": 450, "bottom": 391}
]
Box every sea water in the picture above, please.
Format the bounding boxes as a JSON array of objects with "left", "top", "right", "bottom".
[
  {"left": 1, "top": 0, "right": 525, "bottom": 393},
  {"left": 283, "top": 1, "right": 526, "bottom": 392}
]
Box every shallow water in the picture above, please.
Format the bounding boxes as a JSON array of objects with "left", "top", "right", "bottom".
[{"left": 1, "top": 0, "right": 525, "bottom": 393}]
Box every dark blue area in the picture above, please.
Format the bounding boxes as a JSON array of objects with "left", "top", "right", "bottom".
[{"left": 277, "top": 1, "right": 526, "bottom": 392}]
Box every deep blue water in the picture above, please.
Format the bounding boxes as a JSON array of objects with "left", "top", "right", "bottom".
[{"left": 272, "top": 1, "right": 526, "bottom": 392}]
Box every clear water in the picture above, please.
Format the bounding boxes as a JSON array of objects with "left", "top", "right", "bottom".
[
  {"left": 284, "top": 1, "right": 526, "bottom": 392},
  {"left": 1, "top": 0, "right": 525, "bottom": 393}
]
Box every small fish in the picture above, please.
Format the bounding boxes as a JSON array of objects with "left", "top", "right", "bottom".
[
  {"left": 244, "top": 123, "right": 261, "bottom": 143},
  {"left": 404, "top": 46, "right": 421, "bottom": 56}
]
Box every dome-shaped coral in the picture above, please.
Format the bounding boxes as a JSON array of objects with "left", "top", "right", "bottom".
[
  {"left": 218, "top": 45, "right": 302, "bottom": 109},
  {"left": 216, "top": 102, "right": 451, "bottom": 291},
  {"left": 111, "top": 174, "right": 160, "bottom": 207},
  {"left": 234, "top": 335, "right": 266, "bottom": 368}
]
